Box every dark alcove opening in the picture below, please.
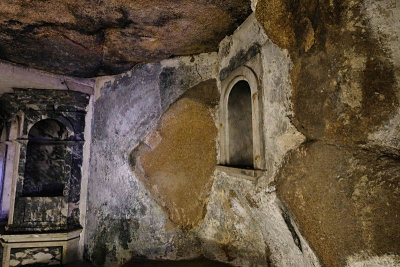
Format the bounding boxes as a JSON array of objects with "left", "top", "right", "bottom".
[
  {"left": 228, "top": 80, "right": 253, "bottom": 168},
  {"left": 23, "top": 119, "right": 67, "bottom": 197}
]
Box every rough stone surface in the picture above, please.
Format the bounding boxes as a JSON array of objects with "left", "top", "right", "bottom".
[
  {"left": 0, "top": 0, "right": 251, "bottom": 77},
  {"left": 277, "top": 142, "right": 400, "bottom": 267},
  {"left": 346, "top": 254, "right": 400, "bottom": 267},
  {"left": 2, "top": 1, "right": 396, "bottom": 266},
  {"left": 131, "top": 80, "right": 219, "bottom": 230},
  {"left": 196, "top": 170, "right": 319, "bottom": 266},
  {"left": 256, "top": 0, "right": 400, "bottom": 146},
  {"left": 86, "top": 53, "right": 217, "bottom": 266},
  {"left": 256, "top": 0, "right": 400, "bottom": 266}
]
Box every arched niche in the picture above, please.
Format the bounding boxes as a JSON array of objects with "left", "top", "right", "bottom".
[
  {"left": 22, "top": 119, "right": 68, "bottom": 197},
  {"left": 219, "top": 65, "right": 265, "bottom": 174},
  {"left": 228, "top": 80, "right": 253, "bottom": 168},
  {"left": 24, "top": 115, "right": 75, "bottom": 141}
]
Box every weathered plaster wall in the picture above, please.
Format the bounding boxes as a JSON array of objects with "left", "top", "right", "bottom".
[
  {"left": 79, "top": 95, "right": 94, "bottom": 259},
  {"left": 85, "top": 53, "right": 218, "bottom": 266}
]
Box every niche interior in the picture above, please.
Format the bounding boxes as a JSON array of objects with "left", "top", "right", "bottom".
[
  {"left": 218, "top": 65, "right": 265, "bottom": 181},
  {"left": 23, "top": 119, "right": 68, "bottom": 198}
]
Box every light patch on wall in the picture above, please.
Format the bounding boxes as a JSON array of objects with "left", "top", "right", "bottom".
[{"left": 130, "top": 80, "right": 219, "bottom": 229}]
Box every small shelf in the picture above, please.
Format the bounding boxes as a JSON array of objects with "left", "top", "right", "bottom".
[
  {"left": 0, "top": 228, "right": 82, "bottom": 243},
  {"left": 216, "top": 165, "right": 264, "bottom": 182}
]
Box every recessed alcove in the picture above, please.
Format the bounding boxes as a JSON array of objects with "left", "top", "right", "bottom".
[
  {"left": 23, "top": 119, "right": 68, "bottom": 197},
  {"left": 228, "top": 80, "right": 254, "bottom": 168},
  {"left": 218, "top": 65, "right": 265, "bottom": 181}
]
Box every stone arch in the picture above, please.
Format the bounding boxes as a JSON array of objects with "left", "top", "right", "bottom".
[
  {"left": 28, "top": 119, "right": 68, "bottom": 141},
  {"left": 25, "top": 116, "right": 74, "bottom": 140}
]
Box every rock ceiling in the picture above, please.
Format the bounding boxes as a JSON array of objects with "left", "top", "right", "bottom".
[{"left": 0, "top": 0, "right": 251, "bottom": 77}]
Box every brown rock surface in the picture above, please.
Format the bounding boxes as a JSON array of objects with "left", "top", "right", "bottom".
[
  {"left": 256, "top": 0, "right": 400, "bottom": 266},
  {"left": 277, "top": 142, "right": 400, "bottom": 266},
  {"left": 256, "top": 0, "right": 398, "bottom": 144},
  {"left": 130, "top": 80, "right": 219, "bottom": 229},
  {"left": 0, "top": 1, "right": 251, "bottom": 77}
]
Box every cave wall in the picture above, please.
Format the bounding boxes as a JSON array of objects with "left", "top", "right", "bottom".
[
  {"left": 85, "top": 13, "right": 321, "bottom": 267},
  {"left": 85, "top": 1, "right": 400, "bottom": 266},
  {"left": 195, "top": 14, "right": 319, "bottom": 266},
  {"left": 85, "top": 53, "right": 218, "bottom": 266},
  {"left": 0, "top": 0, "right": 251, "bottom": 77},
  {"left": 255, "top": 0, "right": 400, "bottom": 266}
]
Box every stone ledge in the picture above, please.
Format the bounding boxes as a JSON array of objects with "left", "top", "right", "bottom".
[
  {"left": 0, "top": 228, "right": 82, "bottom": 243},
  {"left": 216, "top": 165, "right": 265, "bottom": 182}
]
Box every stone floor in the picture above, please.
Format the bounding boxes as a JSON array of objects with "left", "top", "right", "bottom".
[
  {"left": 65, "top": 258, "right": 231, "bottom": 267},
  {"left": 122, "top": 258, "right": 231, "bottom": 267},
  {"left": 64, "top": 262, "right": 95, "bottom": 267}
]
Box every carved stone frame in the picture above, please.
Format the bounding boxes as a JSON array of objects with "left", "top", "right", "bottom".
[
  {"left": 7, "top": 114, "right": 75, "bottom": 231},
  {"left": 218, "top": 65, "right": 265, "bottom": 176}
]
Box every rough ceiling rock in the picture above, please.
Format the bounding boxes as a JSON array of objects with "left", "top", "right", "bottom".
[{"left": 0, "top": 0, "right": 251, "bottom": 77}]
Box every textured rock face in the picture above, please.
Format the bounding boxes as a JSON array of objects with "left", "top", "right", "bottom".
[
  {"left": 0, "top": 0, "right": 251, "bottom": 77},
  {"left": 197, "top": 170, "right": 320, "bottom": 267},
  {"left": 256, "top": 0, "right": 400, "bottom": 266},
  {"left": 131, "top": 80, "right": 219, "bottom": 229},
  {"left": 256, "top": 0, "right": 399, "bottom": 145},
  {"left": 277, "top": 142, "right": 400, "bottom": 266}
]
